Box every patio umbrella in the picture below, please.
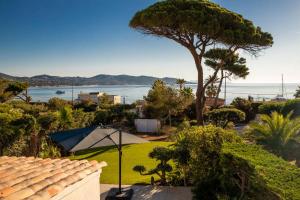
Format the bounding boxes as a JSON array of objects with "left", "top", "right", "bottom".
[
  {"left": 70, "top": 127, "right": 148, "bottom": 152},
  {"left": 71, "top": 126, "right": 149, "bottom": 199},
  {"left": 50, "top": 126, "right": 149, "bottom": 199}
]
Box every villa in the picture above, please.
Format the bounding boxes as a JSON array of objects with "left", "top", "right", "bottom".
[{"left": 77, "top": 92, "right": 122, "bottom": 105}]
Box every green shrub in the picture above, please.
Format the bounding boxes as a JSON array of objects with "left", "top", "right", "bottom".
[
  {"left": 74, "top": 100, "right": 97, "bottom": 112},
  {"left": 38, "top": 138, "right": 61, "bottom": 158},
  {"left": 231, "top": 97, "right": 257, "bottom": 122},
  {"left": 224, "top": 143, "right": 300, "bottom": 199},
  {"left": 259, "top": 99, "right": 300, "bottom": 118},
  {"left": 48, "top": 97, "right": 70, "bottom": 110},
  {"left": 281, "top": 99, "right": 300, "bottom": 118},
  {"left": 205, "top": 108, "right": 245, "bottom": 128},
  {"left": 246, "top": 112, "right": 300, "bottom": 163},
  {"left": 93, "top": 109, "right": 113, "bottom": 125},
  {"left": 258, "top": 101, "right": 284, "bottom": 115},
  {"left": 250, "top": 101, "right": 263, "bottom": 114},
  {"left": 174, "top": 125, "right": 270, "bottom": 199}
]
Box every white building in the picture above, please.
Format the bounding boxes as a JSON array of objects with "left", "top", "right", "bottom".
[
  {"left": 78, "top": 92, "right": 104, "bottom": 104},
  {"left": 77, "top": 92, "right": 121, "bottom": 105},
  {"left": 107, "top": 95, "right": 122, "bottom": 105}
]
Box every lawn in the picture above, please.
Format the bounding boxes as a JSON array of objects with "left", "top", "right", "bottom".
[
  {"left": 70, "top": 140, "right": 300, "bottom": 199},
  {"left": 70, "top": 141, "right": 173, "bottom": 185}
]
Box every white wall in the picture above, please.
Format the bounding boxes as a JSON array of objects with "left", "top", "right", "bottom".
[
  {"left": 51, "top": 170, "right": 101, "bottom": 200},
  {"left": 135, "top": 119, "right": 161, "bottom": 133}
]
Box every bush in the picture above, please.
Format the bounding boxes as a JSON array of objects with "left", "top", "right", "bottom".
[
  {"left": 251, "top": 101, "right": 263, "bottom": 113},
  {"left": 231, "top": 97, "right": 256, "bottom": 122},
  {"left": 9, "top": 101, "right": 48, "bottom": 117},
  {"left": 93, "top": 109, "right": 113, "bottom": 125},
  {"left": 205, "top": 108, "right": 245, "bottom": 128},
  {"left": 174, "top": 125, "right": 264, "bottom": 199},
  {"left": 258, "top": 101, "right": 284, "bottom": 115},
  {"left": 281, "top": 99, "right": 300, "bottom": 118},
  {"left": 48, "top": 97, "right": 70, "bottom": 110},
  {"left": 74, "top": 100, "right": 97, "bottom": 112},
  {"left": 246, "top": 112, "right": 300, "bottom": 163},
  {"left": 38, "top": 138, "right": 61, "bottom": 158},
  {"left": 224, "top": 143, "right": 300, "bottom": 199},
  {"left": 259, "top": 99, "right": 300, "bottom": 118}
]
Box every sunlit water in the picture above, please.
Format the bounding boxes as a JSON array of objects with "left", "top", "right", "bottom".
[{"left": 28, "top": 83, "right": 299, "bottom": 104}]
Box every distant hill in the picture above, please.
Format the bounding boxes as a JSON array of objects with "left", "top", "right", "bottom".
[{"left": 0, "top": 73, "right": 192, "bottom": 86}]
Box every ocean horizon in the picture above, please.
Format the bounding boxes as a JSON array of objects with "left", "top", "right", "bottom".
[{"left": 28, "top": 83, "right": 299, "bottom": 104}]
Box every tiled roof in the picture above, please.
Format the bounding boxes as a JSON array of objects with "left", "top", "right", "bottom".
[{"left": 0, "top": 156, "right": 107, "bottom": 200}]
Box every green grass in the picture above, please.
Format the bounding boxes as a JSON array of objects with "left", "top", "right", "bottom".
[
  {"left": 223, "top": 143, "right": 300, "bottom": 200},
  {"left": 70, "top": 141, "right": 300, "bottom": 199},
  {"left": 70, "top": 142, "right": 173, "bottom": 185}
]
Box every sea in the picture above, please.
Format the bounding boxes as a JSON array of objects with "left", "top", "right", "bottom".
[{"left": 28, "top": 83, "right": 299, "bottom": 104}]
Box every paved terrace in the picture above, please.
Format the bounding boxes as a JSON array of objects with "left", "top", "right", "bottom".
[{"left": 101, "top": 184, "right": 193, "bottom": 200}]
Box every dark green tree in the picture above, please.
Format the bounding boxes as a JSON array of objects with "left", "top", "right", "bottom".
[
  {"left": 176, "top": 78, "right": 186, "bottom": 90},
  {"left": 205, "top": 76, "right": 219, "bottom": 98},
  {"left": 133, "top": 147, "right": 173, "bottom": 185},
  {"left": 130, "top": 0, "right": 273, "bottom": 125},
  {"left": 0, "top": 80, "right": 30, "bottom": 103},
  {"left": 204, "top": 49, "right": 249, "bottom": 107},
  {"left": 57, "top": 106, "right": 74, "bottom": 130},
  {"left": 144, "top": 80, "right": 194, "bottom": 126},
  {"left": 294, "top": 86, "right": 300, "bottom": 98}
]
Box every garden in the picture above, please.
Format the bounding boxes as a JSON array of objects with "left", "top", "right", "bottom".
[{"left": 1, "top": 0, "right": 300, "bottom": 199}]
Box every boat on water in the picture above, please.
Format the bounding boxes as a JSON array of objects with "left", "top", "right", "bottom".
[
  {"left": 271, "top": 74, "right": 287, "bottom": 102},
  {"left": 56, "top": 90, "right": 65, "bottom": 95},
  {"left": 272, "top": 95, "right": 287, "bottom": 102}
]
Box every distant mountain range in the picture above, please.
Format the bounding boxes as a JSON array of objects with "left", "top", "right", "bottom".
[{"left": 0, "top": 73, "right": 193, "bottom": 86}]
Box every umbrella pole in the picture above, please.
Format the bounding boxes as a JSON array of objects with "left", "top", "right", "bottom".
[{"left": 118, "top": 129, "right": 122, "bottom": 194}]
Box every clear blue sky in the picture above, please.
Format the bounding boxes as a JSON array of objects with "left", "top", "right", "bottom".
[{"left": 0, "top": 0, "right": 299, "bottom": 83}]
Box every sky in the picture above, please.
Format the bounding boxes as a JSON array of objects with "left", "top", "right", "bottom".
[{"left": 0, "top": 0, "right": 299, "bottom": 83}]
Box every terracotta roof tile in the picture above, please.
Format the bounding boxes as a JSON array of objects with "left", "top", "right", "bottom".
[{"left": 0, "top": 156, "right": 107, "bottom": 200}]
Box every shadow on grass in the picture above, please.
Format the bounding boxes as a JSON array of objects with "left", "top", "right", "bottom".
[
  {"left": 73, "top": 144, "right": 131, "bottom": 160},
  {"left": 132, "top": 182, "right": 149, "bottom": 186}
]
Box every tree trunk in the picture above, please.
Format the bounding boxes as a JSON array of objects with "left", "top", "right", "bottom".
[
  {"left": 196, "top": 69, "right": 205, "bottom": 126},
  {"left": 213, "top": 70, "right": 224, "bottom": 108},
  {"left": 30, "top": 134, "right": 39, "bottom": 157},
  {"left": 189, "top": 47, "right": 206, "bottom": 126},
  {"left": 0, "top": 144, "right": 3, "bottom": 156},
  {"left": 183, "top": 167, "right": 187, "bottom": 186},
  {"left": 168, "top": 110, "right": 172, "bottom": 126}
]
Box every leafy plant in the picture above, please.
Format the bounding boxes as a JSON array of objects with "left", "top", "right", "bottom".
[
  {"left": 57, "top": 106, "right": 73, "bottom": 130},
  {"left": 133, "top": 147, "right": 173, "bottom": 185},
  {"left": 231, "top": 97, "right": 256, "bottom": 122},
  {"left": 281, "top": 99, "right": 300, "bottom": 118},
  {"left": 48, "top": 97, "right": 70, "bottom": 110},
  {"left": 294, "top": 86, "right": 300, "bottom": 98},
  {"left": 39, "top": 138, "right": 61, "bottom": 158},
  {"left": 0, "top": 80, "right": 29, "bottom": 103},
  {"left": 205, "top": 108, "right": 246, "bottom": 128},
  {"left": 173, "top": 125, "right": 266, "bottom": 199},
  {"left": 143, "top": 80, "right": 194, "bottom": 126},
  {"left": 246, "top": 112, "right": 300, "bottom": 158},
  {"left": 258, "top": 102, "right": 284, "bottom": 115}
]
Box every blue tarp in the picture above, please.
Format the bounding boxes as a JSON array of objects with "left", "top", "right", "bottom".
[{"left": 50, "top": 127, "right": 96, "bottom": 152}]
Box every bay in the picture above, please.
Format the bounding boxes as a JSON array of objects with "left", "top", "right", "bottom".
[{"left": 28, "top": 83, "right": 299, "bottom": 104}]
